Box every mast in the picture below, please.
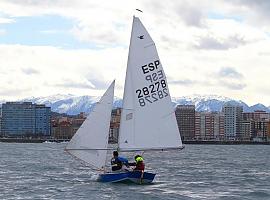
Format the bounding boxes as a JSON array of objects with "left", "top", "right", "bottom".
[{"left": 117, "top": 16, "right": 136, "bottom": 151}]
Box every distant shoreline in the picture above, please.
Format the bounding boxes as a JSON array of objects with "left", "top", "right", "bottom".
[
  {"left": 0, "top": 138, "right": 269, "bottom": 145},
  {"left": 0, "top": 138, "right": 69, "bottom": 143},
  {"left": 183, "top": 140, "right": 270, "bottom": 145}
]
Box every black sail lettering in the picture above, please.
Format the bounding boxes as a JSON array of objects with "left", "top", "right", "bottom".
[{"left": 142, "top": 65, "right": 149, "bottom": 74}]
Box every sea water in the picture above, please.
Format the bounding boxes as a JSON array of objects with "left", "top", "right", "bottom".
[{"left": 0, "top": 143, "right": 269, "bottom": 200}]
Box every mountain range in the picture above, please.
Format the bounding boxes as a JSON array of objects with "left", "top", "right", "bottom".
[{"left": 0, "top": 94, "right": 269, "bottom": 115}]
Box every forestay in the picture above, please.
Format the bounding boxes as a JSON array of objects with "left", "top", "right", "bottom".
[
  {"left": 65, "top": 81, "right": 115, "bottom": 169},
  {"left": 118, "top": 17, "right": 182, "bottom": 151}
]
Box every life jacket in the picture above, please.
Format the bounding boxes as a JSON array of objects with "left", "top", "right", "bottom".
[{"left": 135, "top": 156, "right": 145, "bottom": 171}]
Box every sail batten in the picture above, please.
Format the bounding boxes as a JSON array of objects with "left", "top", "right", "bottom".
[
  {"left": 119, "top": 16, "right": 182, "bottom": 151},
  {"left": 66, "top": 81, "right": 115, "bottom": 169}
]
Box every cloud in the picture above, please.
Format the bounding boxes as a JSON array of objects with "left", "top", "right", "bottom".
[
  {"left": 220, "top": 80, "right": 246, "bottom": 90},
  {"left": 169, "top": 79, "right": 195, "bottom": 86},
  {"left": 230, "top": 0, "right": 270, "bottom": 17},
  {"left": 0, "top": 29, "right": 6, "bottom": 35},
  {"left": 0, "top": 88, "right": 28, "bottom": 96},
  {"left": 225, "top": 0, "right": 270, "bottom": 27},
  {"left": 194, "top": 35, "right": 247, "bottom": 50},
  {"left": 51, "top": 78, "right": 95, "bottom": 89},
  {"left": 21, "top": 67, "right": 39, "bottom": 75},
  {"left": 144, "top": 1, "right": 205, "bottom": 27},
  {"left": 0, "top": 78, "right": 33, "bottom": 98},
  {"left": 0, "top": 44, "right": 126, "bottom": 99},
  {"left": 0, "top": 17, "right": 15, "bottom": 24},
  {"left": 86, "top": 78, "right": 110, "bottom": 90},
  {"left": 173, "top": 1, "right": 204, "bottom": 27},
  {"left": 0, "top": 0, "right": 133, "bottom": 47},
  {"left": 218, "top": 67, "right": 243, "bottom": 79},
  {"left": 215, "top": 67, "right": 246, "bottom": 90},
  {"left": 70, "top": 24, "right": 126, "bottom": 47},
  {"left": 0, "top": 1, "right": 270, "bottom": 105}
]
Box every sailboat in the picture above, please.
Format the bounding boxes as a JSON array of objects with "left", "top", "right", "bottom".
[
  {"left": 66, "top": 16, "right": 183, "bottom": 184},
  {"left": 65, "top": 80, "right": 115, "bottom": 171}
]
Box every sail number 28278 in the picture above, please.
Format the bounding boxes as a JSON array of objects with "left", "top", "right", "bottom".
[
  {"left": 135, "top": 79, "right": 168, "bottom": 107},
  {"left": 135, "top": 59, "right": 169, "bottom": 107}
]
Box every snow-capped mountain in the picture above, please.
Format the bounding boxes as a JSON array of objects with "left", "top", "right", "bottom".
[
  {"left": 250, "top": 103, "right": 270, "bottom": 113},
  {"left": 0, "top": 94, "right": 269, "bottom": 115},
  {"left": 21, "top": 94, "right": 122, "bottom": 115},
  {"left": 172, "top": 95, "right": 251, "bottom": 112}
]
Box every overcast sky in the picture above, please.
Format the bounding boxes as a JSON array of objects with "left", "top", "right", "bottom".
[{"left": 0, "top": 0, "right": 269, "bottom": 106}]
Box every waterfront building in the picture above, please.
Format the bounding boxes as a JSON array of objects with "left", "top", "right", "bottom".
[
  {"left": 254, "top": 121, "right": 268, "bottom": 141},
  {"left": 52, "top": 119, "right": 73, "bottom": 139},
  {"left": 175, "top": 105, "right": 195, "bottom": 141},
  {"left": 243, "top": 110, "right": 270, "bottom": 121},
  {"left": 0, "top": 108, "right": 2, "bottom": 136},
  {"left": 109, "top": 108, "right": 121, "bottom": 143},
  {"left": 1, "top": 102, "right": 51, "bottom": 137},
  {"left": 51, "top": 109, "right": 122, "bottom": 141},
  {"left": 267, "top": 121, "right": 270, "bottom": 141},
  {"left": 242, "top": 110, "right": 269, "bottom": 141},
  {"left": 0, "top": 116, "right": 2, "bottom": 137},
  {"left": 195, "top": 112, "right": 224, "bottom": 140},
  {"left": 240, "top": 120, "right": 255, "bottom": 141},
  {"left": 71, "top": 113, "right": 86, "bottom": 136},
  {"left": 35, "top": 104, "right": 51, "bottom": 136},
  {"left": 222, "top": 103, "right": 243, "bottom": 140},
  {"left": 52, "top": 116, "right": 77, "bottom": 139}
]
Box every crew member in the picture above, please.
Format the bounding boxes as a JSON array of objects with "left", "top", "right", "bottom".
[
  {"left": 129, "top": 155, "right": 145, "bottom": 171},
  {"left": 111, "top": 151, "right": 129, "bottom": 171}
]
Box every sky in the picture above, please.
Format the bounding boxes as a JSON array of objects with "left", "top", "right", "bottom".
[{"left": 0, "top": 0, "right": 270, "bottom": 106}]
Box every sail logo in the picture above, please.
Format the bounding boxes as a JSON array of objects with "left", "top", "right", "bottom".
[
  {"left": 126, "top": 113, "right": 133, "bottom": 120},
  {"left": 138, "top": 35, "right": 144, "bottom": 39}
]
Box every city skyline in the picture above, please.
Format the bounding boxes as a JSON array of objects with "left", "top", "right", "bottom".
[
  {"left": 1, "top": 101, "right": 269, "bottom": 142},
  {"left": 0, "top": 1, "right": 270, "bottom": 105},
  {"left": 2, "top": 94, "right": 270, "bottom": 116}
]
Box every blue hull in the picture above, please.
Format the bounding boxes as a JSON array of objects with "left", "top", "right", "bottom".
[{"left": 98, "top": 171, "right": 156, "bottom": 184}]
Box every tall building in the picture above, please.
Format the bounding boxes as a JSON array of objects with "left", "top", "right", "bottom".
[
  {"left": 35, "top": 104, "right": 51, "bottom": 136},
  {"left": 51, "top": 113, "right": 87, "bottom": 139},
  {"left": 175, "top": 105, "right": 195, "bottom": 141},
  {"left": 267, "top": 121, "right": 270, "bottom": 141},
  {"left": 52, "top": 119, "right": 73, "bottom": 139},
  {"left": 254, "top": 121, "right": 268, "bottom": 141},
  {"left": 240, "top": 120, "right": 255, "bottom": 141},
  {"left": 242, "top": 110, "right": 269, "bottom": 141},
  {"left": 109, "top": 108, "right": 121, "bottom": 143},
  {"left": 222, "top": 103, "right": 243, "bottom": 140},
  {"left": 243, "top": 110, "right": 270, "bottom": 121},
  {"left": 51, "top": 109, "right": 122, "bottom": 141},
  {"left": 0, "top": 108, "right": 2, "bottom": 136},
  {"left": 1, "top": 102, "right": 51, "bottom": 137},
  {"left": 71, "top": 112, "right": 86, "bottom": 136},
  {"left": 195, "top": 112, "right": 224, "bottom": 140},
  {"left": 0, "top": 117, "right": 2, "bottom": 137}
]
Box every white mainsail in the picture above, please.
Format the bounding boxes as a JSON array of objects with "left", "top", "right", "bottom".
[
  {"left": 66, "top": 80, "right": 115, "bottom": 169},
  {"left": 118, "top": 16, "right": 182, "bottom": 151}
]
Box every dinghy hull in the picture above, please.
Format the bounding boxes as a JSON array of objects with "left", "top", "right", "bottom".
[{"left": 98, "top": 171, "right": 155, "bottom": 184}]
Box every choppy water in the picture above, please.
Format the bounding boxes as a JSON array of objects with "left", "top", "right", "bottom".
[{"left": 0, "top": 143, "right": 269, "bottom": 200}]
